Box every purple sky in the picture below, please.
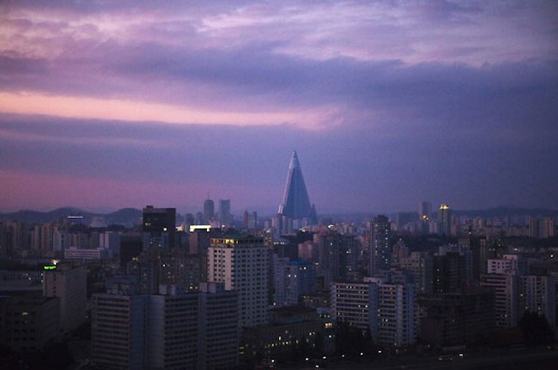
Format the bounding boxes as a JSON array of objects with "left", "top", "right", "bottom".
[{"left": 1, "top": 1, "right": 557, "bottom": 214}]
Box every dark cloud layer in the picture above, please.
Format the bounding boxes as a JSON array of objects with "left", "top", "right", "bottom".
[{"left": 1, "top": 103, "right": 557, "bottom": 213}]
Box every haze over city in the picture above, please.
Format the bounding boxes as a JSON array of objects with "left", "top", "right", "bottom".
[{"left": 1, "top": 1, "right": 557, "bottom": 213}]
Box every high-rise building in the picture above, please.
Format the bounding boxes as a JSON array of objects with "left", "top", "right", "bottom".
[
  {"left": 92, "top": 282, "right": 239, "bottom": 370},
  {"left": 375, "top": 280, "right": 416, "bottom": 347},
  {"left": 432, "top": 251, "right": 467, "bottom": 294},
  {"left": 158, "top": 250, "right": 202, "bottom": 291},
  {"left": 208, "top": 235, "right": 269, "bottom": 327},
  {"left": 92, "top": 293, "right": 149, "bottom": 369},
  {"left": 391, "top": 239, "right": 409, "bottom": 268},
  {"left": 315, "top": 231, "right": 359, "bottom": 286},
  {"left": 272, "top": 255, "right": 316, "bottom": 307},
  {"left": 369, "top": 215, "right": 391, "bottom": 276},
  {"left": 419, "top": 201, "right": 432, "bottom": 219},
  {"left": 277, "top": 151, "right": 317, "bottom": 230},
  {"left": 198, "top": 282, "right": 240, "bottom": 370},
  {"left": 218, "top": 199, "right": 232, "bottom": 226},
  {"left": 147, "top": 292, "right": 199, "bottom": 369},
  {"left": 528, "top": 217, "right": 538, "bottom": 238},
  {"left": 30, "top": 223, "right": 56, "bottom": 257},
  {"left": 243, "top": 210, "right": 258, "bottom": 230},
  {"left": 52, "top": 227, "right": 70, "bottom": 255},
  {"left": 542, "top": 217, "right": 556, "bottom": 238},
  {"left": 419, "top": 290, "right": 494, "bottom": 347},
  {"left": 331, "top": 282, "right": 378, "bottom": 334},
  {"left": 298, "top": 240, "right": 318, "bottom": 263},
  {"left": 478, "top": 238, "right": 496, "bottom": 275},
  {"left": 203, "top": 198, "right": 215, "bottom": 223},
  {"left": 119, "top": 234, "right": 143, "bottom": 268},
  {"left": 480, "top": 273, "right": 519, "bottom": 328},
  {"left": 0, "top": 221, "right": 29, "bottom": 257},
  {"left": 418, "top": 201, "right": 432, "bottom": 234},
  {"left": 143, "top": 205, "right": 176, "bottom": 248},
  {"left": 42, "top": 262, "right": 87, "bottom": 332},
  {"left": 519, "top": 275, "right": 556, "bottom": 326},
  {"left": 126, "top": 248, "right": 161, "bottom": 294},
  {"left": 188, "top": 226, "right": 216, "bottom": 282},
  {"left": 331, "top": 277, "right": 416, "bottom": 347},
  {"left": 534, "top": 217, "right": 556, "bottom": 239},
  {"left": 400, "top": 251, "right": 434, "bottom": 295},
  {"left": 487, "top": 255, "right": 522, "bottom": 275},
  {"left": 437, "top": 203, "right": 452, "bottom": 236},
  {"left": 40, "top": 223, "right": 55, "bottom": 256}
]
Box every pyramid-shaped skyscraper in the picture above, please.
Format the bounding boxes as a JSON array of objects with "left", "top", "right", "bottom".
[{"left": 278, "top": 151, "right": 317, "bottom": 223}]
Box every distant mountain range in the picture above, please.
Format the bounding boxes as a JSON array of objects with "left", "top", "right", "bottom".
[
  {"left": 451, "top": 207, "right": 558, "bottom": 218},
  {"left": 0, "top": 206, "right": 557, "bottom": 226},
  {"left": 0, "top": 207, "right": 142, "bottom": 226}
]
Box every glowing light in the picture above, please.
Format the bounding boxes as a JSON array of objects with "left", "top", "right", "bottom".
[{"left": 189, "top": 225, "right": 212, "bottom": 232}]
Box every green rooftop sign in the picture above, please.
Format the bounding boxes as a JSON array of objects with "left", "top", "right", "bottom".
[{"left": 43, "top": 265, "right": 57, "bottom": 271}]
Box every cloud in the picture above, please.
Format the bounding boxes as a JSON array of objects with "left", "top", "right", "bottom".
[
  {"left": 0, "top": 91, "right": 336, "bottom": 129},
  {"left": 0, "top": 1, "right": 557, "bottom": 211},
  {"left": 1, "top": 104, "right": 557, "bottom": 213},
  {"left": 1, "top": 1, "right": 557, "bottom": 128}
]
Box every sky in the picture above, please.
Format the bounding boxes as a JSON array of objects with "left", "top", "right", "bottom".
[{"left": 0, "top": 0, "right": 557, "bottom": 214}]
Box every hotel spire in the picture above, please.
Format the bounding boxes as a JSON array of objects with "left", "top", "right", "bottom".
[{"left": 278, "top": 151, "right": 316, "bottom": 222}]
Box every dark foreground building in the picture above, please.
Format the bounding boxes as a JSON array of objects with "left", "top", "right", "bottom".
[
  {"left": 419, "top": 289, "right": 495, "bottom": 348},
  {"left": 91, "top": 282, "right": 238, "bottom": 370}
]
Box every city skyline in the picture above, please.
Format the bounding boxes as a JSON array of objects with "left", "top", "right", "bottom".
[
  {"left": 2, "top": 3, "right": 558, "bottom": 368},
  {"left": 1, "top": 1, "right": 558, "bottom": 212}
]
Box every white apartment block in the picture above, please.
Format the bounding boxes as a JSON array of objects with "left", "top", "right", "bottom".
[
  {"left": 331, "top": 282, "right": 378, "bottom": 334},
  {"left": 377, "top": 282, "right": 416, "bottom": 347},
  {"left": 331, "top": 279, "right": 416, "bottom": 347},
  {"left": 487, "top": 255, "right": 521, "bottom": 275},
  {"left": 208, "top": 235, "right": 269, "bottom": 327}
]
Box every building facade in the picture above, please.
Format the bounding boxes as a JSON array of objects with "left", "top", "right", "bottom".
[
  {"left": 480, "top": 273, "right": 519, "bottom": 328},
  {"left": 331, "top": 278, "right": 416, "bottom": 347},
  {"left": 92, "top": 282, "right": 239, "bottom": 370},
  {"left": 42, "top": 262, "right": 87, "bottom": 332},
  {"left": 208, "top": 235, "right": 269, "bottom": 327}
]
